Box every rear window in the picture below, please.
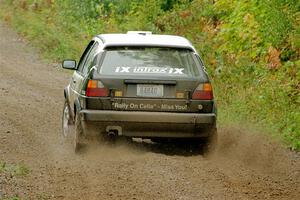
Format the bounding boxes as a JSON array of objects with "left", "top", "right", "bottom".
[{"left": 98, "top": 47, "right": 201, "bottom": 78}]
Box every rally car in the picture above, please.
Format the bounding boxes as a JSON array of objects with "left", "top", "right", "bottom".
[{"left": 62, "top": 31, "right": 217, "bottom": 152}]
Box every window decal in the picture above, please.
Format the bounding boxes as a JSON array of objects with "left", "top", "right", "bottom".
[{"left": 114, "top": 66, "right": 185, "bottom": 75}]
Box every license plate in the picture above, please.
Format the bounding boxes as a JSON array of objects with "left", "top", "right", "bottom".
[{"left": 137, "top": 84, "right": 163, "bottom": 97}]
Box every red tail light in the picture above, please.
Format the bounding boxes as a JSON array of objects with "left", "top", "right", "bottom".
[
  {"left": 86, "top": 80, "right": 109, "bottom": 97},
  {"left": 192, "top": 83, "right": 214, "bottom": 100}
]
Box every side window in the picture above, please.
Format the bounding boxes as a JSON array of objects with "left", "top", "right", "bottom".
[
  {"left": 77, "top": 41, "right": 95, "bottom": 73},
  {"left": 82, "top": 42, "right": 99, "bottom": 75}
]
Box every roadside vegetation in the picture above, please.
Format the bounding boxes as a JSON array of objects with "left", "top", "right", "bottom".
[
  {"left": 2, "top": 198, "right": 21, "bottom": 200},
  {"left": 0, "top": 0, "right": 299, "bottom": 150},
  {"left": 0, "top": 162, "right": 30, "bottom": 200},
  {"left": 0, "top": 161, "right": 30, "bottom": 177}
]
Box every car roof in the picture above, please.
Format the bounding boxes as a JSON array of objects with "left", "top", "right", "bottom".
[{"left": 95, "top": 32, "right": 196, "bottom": 51}]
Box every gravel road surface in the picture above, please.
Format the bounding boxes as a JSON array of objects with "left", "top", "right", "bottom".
[{"left": 0, "top": 22, "right": 299, "bottom": 200}]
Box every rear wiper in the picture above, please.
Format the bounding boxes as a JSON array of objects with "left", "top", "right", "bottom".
[{"left": 124, "top": 79, "right": 177, "bottom": 85}]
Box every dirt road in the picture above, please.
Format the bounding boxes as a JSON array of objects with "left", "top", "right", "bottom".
[{"left": 0, "top": 22, "right": 299, "bottom": 200}]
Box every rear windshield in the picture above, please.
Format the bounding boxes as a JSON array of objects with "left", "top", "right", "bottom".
[{"left": 98, "top": 47, "right": 201, "bottom": 78}]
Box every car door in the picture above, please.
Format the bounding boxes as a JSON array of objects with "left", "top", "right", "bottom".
[{"left": 69, "top": 41, "right": 99, "bottom": 110}]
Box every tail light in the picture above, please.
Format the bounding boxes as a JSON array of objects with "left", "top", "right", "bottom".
[
  {"left": 192, "top": 83, "right": 213, "bottom": 100},
  {"left": 86, "top": 80, "right": 109, "bottom": 97}
]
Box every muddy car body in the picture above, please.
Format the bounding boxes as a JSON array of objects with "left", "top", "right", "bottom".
[{"left": 62, "top": 32, "right": 217, "bottom": 151}]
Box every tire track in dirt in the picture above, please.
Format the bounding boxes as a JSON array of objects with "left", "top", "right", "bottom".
[{"left": 0, "top": 21, "right": 299, "bottom": 200}]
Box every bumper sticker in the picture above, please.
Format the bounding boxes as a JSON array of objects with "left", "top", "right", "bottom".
[{"left": 112, "top": 102, "right": 188, "bottom": 111}]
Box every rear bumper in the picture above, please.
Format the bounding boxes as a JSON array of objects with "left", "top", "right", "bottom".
[
  {"left": 79, "top": 110, "right": 216, "bottom": 138},
  {"left": 80, "top": 110, "right": 215, "bottom": 124}
]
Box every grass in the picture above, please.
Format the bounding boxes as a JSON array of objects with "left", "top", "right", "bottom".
[
  {"left": 0, "top": 162, "right": 30, "bottom": 200},
  {"left": 0, "top": 162, "right": 30, "bottom": 177},
  {"left": 3, "top": 198, "right": 21, "bottom": 200}
]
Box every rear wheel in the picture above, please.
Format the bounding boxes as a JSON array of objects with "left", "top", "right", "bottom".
[
  {"left": 74, "top": 112, "right": 85, "bottom": 153},
  {"left": 203, "top": 128, "right": 218, "bottom": 154},
  {"left": 62, "top": 100, "right": 85, "bottom": 153},
  {"left": 62, "top": 100, "right": 73, "bottom": 138}
]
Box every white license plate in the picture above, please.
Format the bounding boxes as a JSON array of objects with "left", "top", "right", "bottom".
[{"left": 137, "top": 84, "right": 163, "bottom": 97}]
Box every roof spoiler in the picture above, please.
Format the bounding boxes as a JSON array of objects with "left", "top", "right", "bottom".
[{"left": 127, "top": 31, "right": 152, "bottom": 35}]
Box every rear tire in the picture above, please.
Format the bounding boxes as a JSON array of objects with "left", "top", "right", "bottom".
[
  {"left": 74, "top": 112, "right": 85, "bottom": 153},
  {"left": 62, "top": 100, "right": 73, "bottom": 138},
  {"left": 203, "top": 128, "right": 218, "bottom": 154}
]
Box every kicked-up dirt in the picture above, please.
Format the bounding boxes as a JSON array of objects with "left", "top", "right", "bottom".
[{"left": 0, "top": 22, "right": 299, "bottom": 200}]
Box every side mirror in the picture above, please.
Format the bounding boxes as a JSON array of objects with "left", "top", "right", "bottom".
[{"left": 62, "top": 60, "right": 76, "bottom": 70}]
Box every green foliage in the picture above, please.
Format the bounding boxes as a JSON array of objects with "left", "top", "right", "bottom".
[
  {"left": 0, "top": 0, "right": 299, "bottom": 150},
  {"left": 3, "top": 198, "right": 21, "bottom": 200},
  {"left": 0, "top": 162, "right": 30, "bottom": 177}
]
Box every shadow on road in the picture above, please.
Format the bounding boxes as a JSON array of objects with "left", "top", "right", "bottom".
[
  {"left": 121, "top": 138, "right": 206, "bottom": 156},
  {"left": 74, "top": 136, "right": 208, "bottom": 157}
]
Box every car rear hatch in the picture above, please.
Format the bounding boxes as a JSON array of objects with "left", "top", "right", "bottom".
[{"left": 85, "top": 46, "right": 214, "bottom": 113}]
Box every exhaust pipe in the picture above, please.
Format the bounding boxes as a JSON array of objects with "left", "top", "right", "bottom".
[
  {"left": 107, "top": 131, "right": 117, "bottom": 140},
  {"left": 106, "top": 126, "right": 122, "bottom": 136}
]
